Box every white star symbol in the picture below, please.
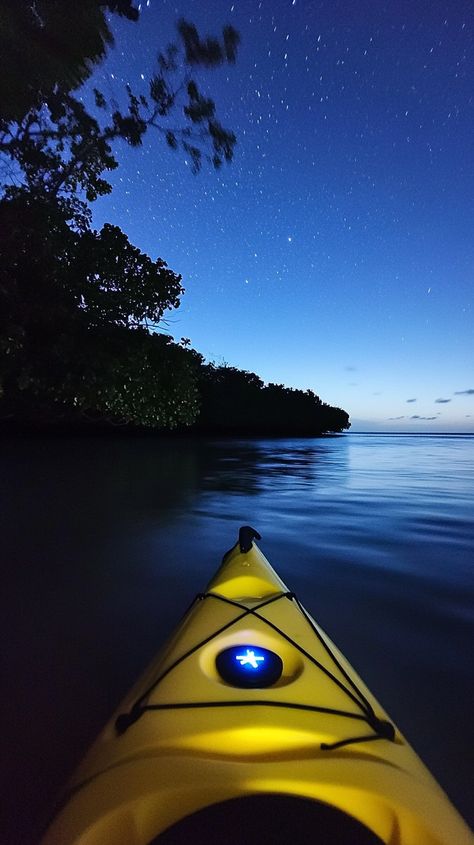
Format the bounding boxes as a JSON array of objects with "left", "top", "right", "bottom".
[{"left": 236, "top": 649, "right": 265, "bottom": 669}]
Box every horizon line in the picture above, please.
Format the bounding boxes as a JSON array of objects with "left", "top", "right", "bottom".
[{"left": 347, "top": 430, "right": 474, "bottom": 436}]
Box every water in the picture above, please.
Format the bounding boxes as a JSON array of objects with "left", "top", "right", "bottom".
[{"left": 1, "top": 432, "right": 473, "bottom": 842}]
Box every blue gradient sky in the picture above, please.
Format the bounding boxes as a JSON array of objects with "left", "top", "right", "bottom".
[{"left": 89, "top": 0, "right": 473, "bottom": 431}]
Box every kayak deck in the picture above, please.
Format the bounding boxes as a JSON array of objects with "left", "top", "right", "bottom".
[
  {"left": 116, "top": 541, "right": 396, "bottom": 752},
  {"left": 42, "top": 528, "right": 473, "bottom": 845}
]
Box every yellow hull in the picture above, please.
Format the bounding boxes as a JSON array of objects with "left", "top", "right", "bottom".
[{"left": 43, "top": 530, "right": 473, "bottom": 844}]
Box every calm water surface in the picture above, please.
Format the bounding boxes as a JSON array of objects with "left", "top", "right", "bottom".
[{"left": 1, "top": 432, "right": 473, "bottom": 842}]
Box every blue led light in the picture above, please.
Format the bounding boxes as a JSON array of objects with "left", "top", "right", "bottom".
[
  {"left": 216, "top": 645, "right": 283, "bottom": 688},
  {"left": 235, "top": 649, "right": 265, "bottom": 669}
]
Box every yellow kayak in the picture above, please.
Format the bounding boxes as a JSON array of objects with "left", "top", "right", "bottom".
[{"left": 43, "top": 527, "right": 473, "bottom": 845}]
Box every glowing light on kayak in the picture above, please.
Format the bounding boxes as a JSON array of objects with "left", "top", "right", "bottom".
[
  {"left": 235, "top": 649, "right": 265, "bottom": 669},
  {"left": 216, "top": 645, "right": 283, "bottom": 687}
]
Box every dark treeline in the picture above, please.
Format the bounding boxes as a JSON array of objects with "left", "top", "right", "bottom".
[
  {"left": 0, "top": 2, "right": 349, "bottom": 437},
  {"left": 194, "top": 365, "right": 349, "bottom": 435}
]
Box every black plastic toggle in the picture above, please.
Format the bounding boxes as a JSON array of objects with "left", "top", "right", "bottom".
[
  {"left": 369, "top": 716, "right": 396, "bottom": 742},
  {"left": 239, "top": 526, "right": 262, "bottom": 553},
  {"left": 115, "top": 705, "right": 143, "bottom": 736}
]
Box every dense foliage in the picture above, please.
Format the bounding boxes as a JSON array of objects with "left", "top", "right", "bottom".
[
  {"left": 0, "top": 1, "right": 139, "bottom": 122},
  {"left": 194, "top": 365, "right": 350, "bottom": 435},
  {"left": 0, "top": 0, "right": 238, "bottom": 202},
  {"left": 0, "top": 2, "right": 235, "bottom": 428},
  {"left": 0, "top": 193, "right": 200, "bottom": 427},
  {"left": 0, "top": 2, "right": 350, "bottom": 434}
]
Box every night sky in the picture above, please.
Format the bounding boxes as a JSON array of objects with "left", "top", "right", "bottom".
[{"left": 88, "top": 0, "right": 473, "bottom": 431}]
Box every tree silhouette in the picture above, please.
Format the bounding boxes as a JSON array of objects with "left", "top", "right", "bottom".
[
  {"left": 0, "top": 5, "right": 350, "bottom": 434},
  {"left": 194, "top": 365, "right": 350, "bottom": 435},
  {"left": 0, "top": 2, "right": 240, "bottom": 205},
  {"left": 0, "top": 4, "right": 241, "bottom": 428},
  {"left": 0, "top": 1, "right": 137, "bottom": 122},
  {"left": 0, "top": 192, "right": 199, "bottom": 427}
]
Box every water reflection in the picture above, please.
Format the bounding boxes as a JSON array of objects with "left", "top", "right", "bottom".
[
  {"left": 200, "top": 437, "right": 350, "bottom": 495},
  {"left": 1, "top": 433, "right": 473, "bottom": 843}
]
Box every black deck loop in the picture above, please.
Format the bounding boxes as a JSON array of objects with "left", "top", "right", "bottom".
[
  {"left": 239, "top": 526, "right": 262, "bottom": 553},
  {"left": 115, "top": 704, "right": 143, "bottom": 735},
  {"left": 368, "top": 716, "right": 396, "bottom": 742}
]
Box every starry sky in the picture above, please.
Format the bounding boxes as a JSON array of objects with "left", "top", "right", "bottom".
[{"left": 88, "top": 0, "right": 473, "bottom": 432}]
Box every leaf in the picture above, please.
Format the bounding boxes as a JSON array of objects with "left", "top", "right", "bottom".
[{"left": 93, "top": 88, "right": 107, "bottom": 109}]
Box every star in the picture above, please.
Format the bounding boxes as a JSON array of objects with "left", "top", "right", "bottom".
[{"left": 236, "top": 649, "right": 265, "bottom": 668}]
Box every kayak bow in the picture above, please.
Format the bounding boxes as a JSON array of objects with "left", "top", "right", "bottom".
[{"left": 43, "top": 527, "right": 473, "bottom": 845}]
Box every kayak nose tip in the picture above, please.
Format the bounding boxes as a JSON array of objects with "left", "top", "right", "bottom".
[{"left": 239, "top": 526, "right": 261, "bottom": 553}]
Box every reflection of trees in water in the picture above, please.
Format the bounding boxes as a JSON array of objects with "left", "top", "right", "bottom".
[
  {"left": 0, "top": 437, "right": 205, "bottom": 554},
  {"left": 0, "top": 437, "right": 350, "bottom": 538},
  {"left": 199, "top": 438, "right": 350, "bottom": 496}
]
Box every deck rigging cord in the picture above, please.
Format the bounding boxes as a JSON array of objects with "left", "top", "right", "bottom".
[{"left": 115, "top": 589, "right": 396, "bottom": 750}]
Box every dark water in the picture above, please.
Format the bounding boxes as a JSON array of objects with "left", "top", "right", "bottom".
[{"left": 1, "top": 433, "right": 473, "bottom": 842}]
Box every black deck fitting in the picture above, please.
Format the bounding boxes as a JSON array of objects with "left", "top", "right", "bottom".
[{"left": 238, "top": 526, "right": 262, "bottom": 553}]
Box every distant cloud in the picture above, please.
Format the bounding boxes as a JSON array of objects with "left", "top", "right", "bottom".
[
  {"left": 388, "top": 416, "right": 405, "bottom": 420},
  {"left": 410, "top": 415, "right": 437, "bottom": 420},
  {"left": 435, "top": 398, "right": 451, "bottom": 404},
  {"left": 406, "top": 398, "right": 417, "bottom": 403},
  {"left": 345, "top": 366, "right": 357, "bottom": 372},
  {"left": 454, "top": 389, "right": 474, "bottom": 395}
]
